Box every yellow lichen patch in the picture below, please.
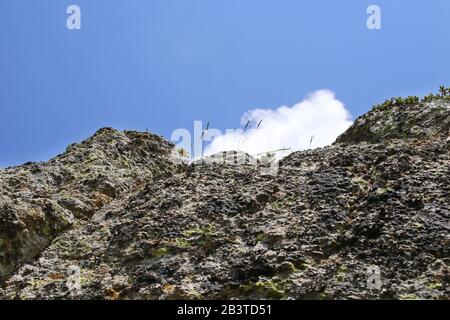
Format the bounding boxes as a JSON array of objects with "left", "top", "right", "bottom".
[
  {"left": 162, "top": 284, "right": 175, "bottom": 295},
  {"left": 104, "top": 288, "right": 120, "bottom": 300},
  {"left": 48, "top": 273, "right": 65, "bottom": 281}
]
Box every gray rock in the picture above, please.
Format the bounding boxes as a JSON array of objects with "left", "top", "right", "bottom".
[{"left": 0, "top": 99, "right": 448, "bottom": 300}]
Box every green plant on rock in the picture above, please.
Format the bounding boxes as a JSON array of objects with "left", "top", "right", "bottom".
[
  {"left": 351, "top": 176, "right": 369, "bottom": 187},
  {"left": 335, "top": 265, "right": 349, "bottom": 283},
  {"left": 181, "top": 225, "right": 218, "bottom": 250},
  {"left": 299, "top": 260, "right": 313, "bottom": 270},
  {"left": 374, "top": 86, "right": 450, "bottom": 110},
  {"left": 271, "top": 195, "right": 296, "bottom": 209},
  {"left": 183, "top": 224, "right": 216, "bottom": 238},
  {"left": 42, "top": 224, "right": 53, "bottom": 239},
  {"left": 318, "top": 291, "right": 332, "bottom": 300},
  {"left": 283, "top": 261, "right": 299, "bottom": 273},
  {"left": 255, "top": 233, "right": 265, "bottom": 242},
  {"left": 444, "top": 86, "right": 450, "bottom": 97},
  {"left": 174, "top": 238, "right": 191, "bottom": 249},
  {"left": 255, "top": 278, "right": 286, "bottom": 299},
  {"left": 404, "top": 96, "right": 419, "bottom": 105},
  {"left": 154, "top": 246, "right": 169, "bottom": 258},
  {"left": 394, "top": 97, "right": 405, "bottom": 106},
  {"left": 423, "top": 86, "right": 450, "bottom": 101},
  {"left": 29, "top": 279, "right": 43, "bottom": 290},
  {"left": 241, "top": 277, "right": 288, "bottom": 299},
  {"left": 422, "top": 94, "right": 437, "bottom": 103},
  {"left": 427, "top": 282, "right": 442, "bottom": 290}
]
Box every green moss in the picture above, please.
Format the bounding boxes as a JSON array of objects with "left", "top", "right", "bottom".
[
  {"left": 57, "top": 240, "right": 91, "bottom": 259},
  {"left": 29, "top": 279, "right": 43, "bottom": 290},
  {"left": 255, "top": 278, "right": 288, "bottom": 299},
  {"left": 411, "top": 222, "right": 424, "bottom": 229},
  {"left": 271, "top": 195, "right": 296, "bottom": 209},
  {"left": 241, "top": 277, "right": 289, "bottom": 299},
  {"left": 338, "top": 265, "right": 348, "bottom": 273},
  {"left": 427, "top": 282, "right": 442, "bottom": 290},
  {"left": 42, "top": 224, "right": 53, "bottom": 239},
  {"left": 183, "top": 224, "right": 216, "bottom": 237},
  {"left": 185, "top": 288, "right": 202, "bottom": 299},
  {"left": 154, "top": 247, "right": 169, "bottom": 258},
  {"left": 239, "top": 283, "right": 254, "bottom": 292},
  {"left": 99, "top": 226, "right": 110, "bottom": 236},
  {"left": 271, "top": 202, "right": 281, "bottom": 209},
  {"left": 299, "top": 261, "right": 312, "bottom": 270},
  {"left": 255, "top": 233, "right": 265, "bottom": 242},
  {"left": 181, "top": 225, "right": 219, "bottom": 251},
  {"left": 287, "top": 262, "right": 299, "bottom": 273},
  {"left": 174, "top": 238, "right": 191, "bottom": 249},
  {"left": 318, "top": 291, "right": 331, "bottom": 300},
  {"left": 335, "top": 265, "right": 349, "bottom": 283},
  {"left": 375, "top": 188, "right": 388, "bottom": 195}
]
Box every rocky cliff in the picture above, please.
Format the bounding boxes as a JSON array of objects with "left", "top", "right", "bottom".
[{"left": 0, "top": 94, "right": 449, "bottom": 300}]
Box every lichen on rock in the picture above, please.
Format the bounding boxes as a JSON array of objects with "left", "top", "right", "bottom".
[{"left": 0, "top": 94, "right": 449, "bottom": 300}]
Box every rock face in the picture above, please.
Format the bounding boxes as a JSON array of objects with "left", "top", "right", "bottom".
[
  {"left": 0, "top": 98, "right": 449, "bottom": 300},
  {"left": 336, "top": 100, "right": 449, "bottom": 144},
  {"left": 0, "top": 129, "right": 175, "bottom": 280}
]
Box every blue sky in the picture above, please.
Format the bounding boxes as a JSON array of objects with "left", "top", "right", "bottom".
[{"left": 0, "top": 0, "right": 449, "bottom": 167}]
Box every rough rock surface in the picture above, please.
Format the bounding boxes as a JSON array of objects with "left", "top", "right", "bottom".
[
  {"left": 0, "top": 129, "right": 175, "bottom": 279},
  {"left": 0, "top": 99, "right": 449, "bottom": 300}
]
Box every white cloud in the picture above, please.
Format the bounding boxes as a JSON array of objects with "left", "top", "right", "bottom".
[{"left": 205, "top": 89, "right": 353, "bottom": 158}]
